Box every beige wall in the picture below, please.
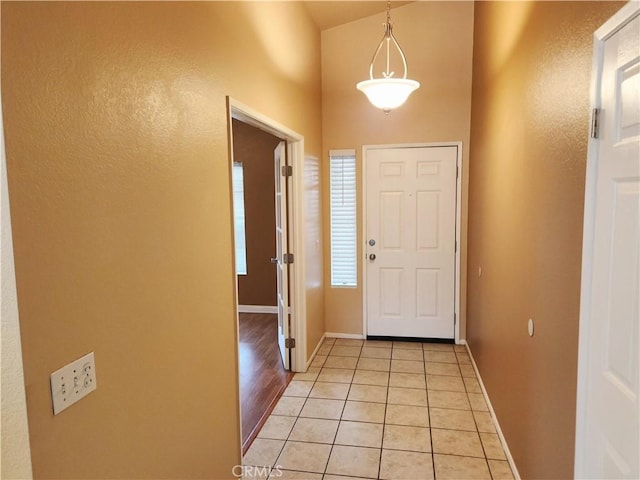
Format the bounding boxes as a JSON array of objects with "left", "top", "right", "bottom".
[
  {"left": 233, "top": 119, "right": 280, "bottom": 307},
  {"left": 1, "top": 2, "right": 321, "bottom": 478},
  {"left": 467, "top": 2, "right": 624, "bottom": 478},
  {"left": 321, "top": 2, "right": 474, "bottom": 337}
]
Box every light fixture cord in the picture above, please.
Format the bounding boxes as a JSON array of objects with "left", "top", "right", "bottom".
[
  {"left": 385, "top": 1, "right": 391, "bottom": 76},
  {"left": 367, "top": 1, "right": 410, "bottom": 81}
]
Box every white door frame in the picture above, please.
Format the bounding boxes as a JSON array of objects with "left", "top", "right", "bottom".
[
  {"left": 227, "top": 97, "right": 307, "bottom": 372},
  {"left": 362, "top": 142, "right": 463, "bottom": 344},
  {"left": 575, "top": 2, "right": 640, "bottom": 474}
]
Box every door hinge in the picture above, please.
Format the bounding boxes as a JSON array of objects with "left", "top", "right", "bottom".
[
  {"left": 455, "top": 241, "right": 457, "bottom": 253},
  {"left": 285, "top": 338, "right": 296, "bottom": 348},
  {"left": 456, "top": 165, "right": 459, "bottom": 178},
  {"left": 282, "top": 165, "right": 293, "bottom": 177},
  {"left": 283, "top": 253, "right": 294, "bottom": 264},
  {"left": 590, "top": 108, "right": 600, "bottom": 139},
  {"left": 454, "top": 313, "right": 457, "bottom": 326}
]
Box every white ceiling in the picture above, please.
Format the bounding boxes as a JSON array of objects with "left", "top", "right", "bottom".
[{"left": 304, "top": 1, "right": 414, "bottom": 31}]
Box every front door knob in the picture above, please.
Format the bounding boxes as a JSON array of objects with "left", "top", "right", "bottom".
[{"left": 369, "top": 254, "right": 376, "bottom": 261}]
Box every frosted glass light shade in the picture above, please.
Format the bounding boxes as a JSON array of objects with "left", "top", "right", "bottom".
[{"left": 356, "top": 78, "right": 420, "bottom": 113}]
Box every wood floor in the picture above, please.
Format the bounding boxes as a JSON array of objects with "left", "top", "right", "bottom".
[{"left": 239, "top": 312, "right": 293, "bottom": 454}]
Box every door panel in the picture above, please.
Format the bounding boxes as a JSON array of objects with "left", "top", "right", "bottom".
[
  {"left": 380, "top": 192, "right": 403, "bottom": 248},
  {"left": 274, "top": 142, "right": 289, "bottom": 370},
  {"left": 366, "top": 145, "right": 457, "bottom": 339},
  {"left": 380, "top": 267, "right": 403, "bottom": 317},
  {"left": 416, "top": 191, "right": 439, "bottom": 249},
  {"left": 578, "top": 11, "right": 639, "bottom": 478},
  {"left": 416, "top": 269, "right": 438, "bottom": 317}
]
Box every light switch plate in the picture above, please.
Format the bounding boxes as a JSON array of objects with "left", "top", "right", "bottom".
[{"left": 50, "top": 352, "right": 97, "bottom": 415}]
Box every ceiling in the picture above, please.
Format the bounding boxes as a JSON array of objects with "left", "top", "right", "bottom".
[{"left": 304, "top": 1, "right": 414, "bottom": 31}]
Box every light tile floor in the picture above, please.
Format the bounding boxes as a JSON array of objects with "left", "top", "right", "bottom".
[{"left": 243, "top": 338, "right": 515, "bottom": 480}]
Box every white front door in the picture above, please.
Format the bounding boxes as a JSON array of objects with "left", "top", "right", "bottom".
[
  {"left": 576, "top": 6, "right": 639, "bottom": 478},
  {"left": 274, "top": 142, "right": 290, "bottom": 369},
  {"left": 365, "top": 145, "right": 458, "bottom": 339}
]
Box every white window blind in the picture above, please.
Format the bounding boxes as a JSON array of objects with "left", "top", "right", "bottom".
[
  {"left": 330, "top": 150, "right": 357, "bottom": 287},
  {"left": 232, "top": 162, "right": 247, "bottom": 275}
]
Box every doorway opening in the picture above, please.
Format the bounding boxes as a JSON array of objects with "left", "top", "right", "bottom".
[{"left": 227, "top": 98, "right": 307, "bottom": 454}]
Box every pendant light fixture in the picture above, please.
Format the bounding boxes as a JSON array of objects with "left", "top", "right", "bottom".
[{"left": 356, "top": 1, "right": 420, "bottom": 114}]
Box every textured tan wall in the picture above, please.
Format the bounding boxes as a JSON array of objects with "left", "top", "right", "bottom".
[
  {"left": 1, "top": 2, "right": 321, "bottom": 478},
  {"left": 467, "top": 2, "right": 624, "bottom": 478},
  {"left": 233, "top": 120, "right": 280, "bottom": 307},
  {"left": 321, "top": 1, "right": 474, "bottom": 337}
]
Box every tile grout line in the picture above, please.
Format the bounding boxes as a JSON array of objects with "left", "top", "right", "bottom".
[
  {"left": 273, "top": 359, "right": 318, "bottom": 476},
  {"left": 459, "top": 348, "right": 494, "bottom": 480},
  {"left": 261, "top": 339, "right": 511, "bottom": 479},
  {"left": 422, "top": 344, "right": 437, "bottom": 480},
  {"left": 377, "top": 342, "right": 387, "bottom": 480},
  {"left": 321, "top": 340, "right": 338, "bottom": 478},
  {"left": 322, "top": 341, "right": 358, "bottom": 478},
  {"left": 279, "top": 337, "right": 333, "bottom": 477}
]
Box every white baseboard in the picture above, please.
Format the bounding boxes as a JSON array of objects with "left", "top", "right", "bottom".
[
  {"left": 462, "top": 340, "right": 521, "bottom": 480},
  {"left": 238, "top": 305, "right": 277, "bottom": 314},
  {"left": 306, "top": 333, "right": 327, "bottom": 371},
  {"left": 325, "top": 332, "right": 366, "bottom": 340}
]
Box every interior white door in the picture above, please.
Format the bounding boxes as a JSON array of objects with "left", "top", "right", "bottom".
[
  {"left": 366, "top": 145, "right": 457, "bottom": 339},
  {"left": 576, "top": 9, "right": 639, "bottom": 478},
  {"left": 274, "top": 142, "right": 290, "bottom": 369}
]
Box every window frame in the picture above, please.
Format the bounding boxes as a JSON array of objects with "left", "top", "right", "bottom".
[
  {"left": 232, "top": 161, "right": 248, "bottom": 276},
  {"left": 329, "top": 149, "right": 358, "bottom": 288}
]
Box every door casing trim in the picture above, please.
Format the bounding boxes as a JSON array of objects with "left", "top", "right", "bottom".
[
  {"left": 227, "top": 97, "right": 307, "bottom": 374},
  {"left": 362, "top": 142, "right": 463, "bottom": 343}
]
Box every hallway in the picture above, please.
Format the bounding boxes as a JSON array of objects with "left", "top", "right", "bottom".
[{"left": 243, "top": 338, "right": 514, "bottom": 479}]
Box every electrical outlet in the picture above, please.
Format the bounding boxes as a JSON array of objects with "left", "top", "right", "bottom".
[{"left": 50, "top": 352, "right": 97, "bottom": 415}]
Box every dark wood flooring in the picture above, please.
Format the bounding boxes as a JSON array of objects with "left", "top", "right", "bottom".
[{"left": 239, "top": 312, "right": 293, "bottom": 454}]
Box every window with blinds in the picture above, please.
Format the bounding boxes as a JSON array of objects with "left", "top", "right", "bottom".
[
  {"left": 330, "top": 150, "right": 357, "bottom": 287},
  {"left": 232, "top": 162, "right": 247, "bottom": 275}
]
